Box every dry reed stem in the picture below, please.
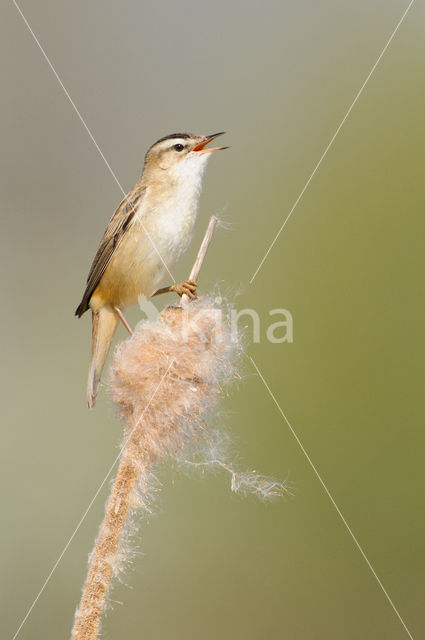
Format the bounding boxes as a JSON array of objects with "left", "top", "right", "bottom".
[
  {"left": 180, "top": 215, "right": 218, "bottom": 306},
  {"left": 71, "top": 441, "right": 140, "bottom": 640},
  {"left": 71, "top": 216, "right": 288, "bottom": 640},
  {"left": 71, "top": 218, "right": 221, "bottom": 640}
]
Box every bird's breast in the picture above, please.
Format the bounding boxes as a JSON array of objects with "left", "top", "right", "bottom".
[
  {"left": 141, "top": 179, "right": 202, "bottom": 266},
  {"left": 94, "top": 181, "right": 202, "bottom": 310}
]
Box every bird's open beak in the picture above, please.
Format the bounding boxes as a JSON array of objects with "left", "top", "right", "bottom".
[{"left": 192, "top": 132, "right": 228, "bottom": 154}]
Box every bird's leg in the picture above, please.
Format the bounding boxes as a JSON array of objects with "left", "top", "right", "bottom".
[
  {"left": 114, "top": 306, "right": 133, "bottom": 336},
  {"left": 152, "top": 280, "right": 198, "bottom": 300}
]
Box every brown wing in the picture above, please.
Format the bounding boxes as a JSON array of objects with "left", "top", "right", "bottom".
[{"left": 75, "top": 183, "right": 145, "bottom": 317}]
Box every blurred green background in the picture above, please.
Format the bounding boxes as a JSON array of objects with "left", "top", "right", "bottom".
[{"left": 1, "top": 1, "right": 424, "bottom": 638}]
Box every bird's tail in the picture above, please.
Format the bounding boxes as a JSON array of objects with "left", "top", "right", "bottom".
[{"left": 87, "top": 306, "right": 119, "bottom": 408}]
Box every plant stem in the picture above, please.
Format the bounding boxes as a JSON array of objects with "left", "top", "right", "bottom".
[
  {"left": 71, "top": 215, "right": 219, "bottom": 640},
  {"left": 71, "top": 430, "right": 143, "bottom": 640},
  {"left": 180, "top": 215, "right": 218, "bottom": 306}
]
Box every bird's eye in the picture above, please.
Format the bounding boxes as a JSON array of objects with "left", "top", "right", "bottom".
[{"left": 174, "top": 143, "right": 184, "bottom": 152}]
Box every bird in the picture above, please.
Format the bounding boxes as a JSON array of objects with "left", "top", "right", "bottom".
[{"left": 75, "top": 132, "right": 228, "bottom": 408}]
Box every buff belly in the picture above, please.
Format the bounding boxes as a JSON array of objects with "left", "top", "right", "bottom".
[{"left": 90, "top": 213, "right": 194, "bottom": 312}]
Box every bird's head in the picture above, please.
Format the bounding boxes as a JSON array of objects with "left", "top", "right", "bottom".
[{"left": 143, "top": 132, "right": 228, "bottom": 183}]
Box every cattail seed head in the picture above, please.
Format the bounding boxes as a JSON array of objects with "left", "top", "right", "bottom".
[
  {"left": 110, "top": 301, "right": 236, "bottom": 456},
  {"left": 72, "top": 298, "right": 288, "bottom": 640}
]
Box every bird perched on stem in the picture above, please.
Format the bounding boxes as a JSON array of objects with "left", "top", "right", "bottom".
[{"left": 75, "top": 132, "right": 228, "bottom": 408}]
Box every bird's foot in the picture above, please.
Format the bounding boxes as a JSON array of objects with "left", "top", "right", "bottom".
[
  {"left": 169, "top": 280, "right": 198, "bottom": 299},
  {"left": 152, "top": 280, "right": 198, "bottom": 299}
]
